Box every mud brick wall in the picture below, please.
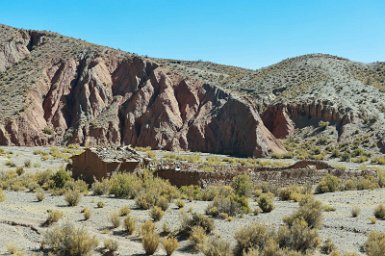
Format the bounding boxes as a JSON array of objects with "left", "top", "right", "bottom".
[{"left": 155, "top": 160, "right": 375, "bottom": 187}]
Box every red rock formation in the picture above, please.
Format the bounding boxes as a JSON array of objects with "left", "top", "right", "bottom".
[
  {"left": 0, "top": 26, "right": 286, "bottom": 157},
  {"left": 262, "top": 101, "right": 355, "bottom": 139},
  {"left": 262, "top": 104, "right": 295, "bottom": 139}
]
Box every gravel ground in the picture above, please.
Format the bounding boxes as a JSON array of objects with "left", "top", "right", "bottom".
[
  {"left": 1, "top": 188, "right": 384, "bottom": 255},
  {"left": 0, "top": 146, "right": 384, "bottom": 255}
]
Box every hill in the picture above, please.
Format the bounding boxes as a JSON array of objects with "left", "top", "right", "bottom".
[{"left": 1, "top": 24, "right": 385, "bottom": 160}]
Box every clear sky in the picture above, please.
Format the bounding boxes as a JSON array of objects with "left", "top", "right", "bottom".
[{"left": 1, "top": 0, "right": 384, "bottom": 69}]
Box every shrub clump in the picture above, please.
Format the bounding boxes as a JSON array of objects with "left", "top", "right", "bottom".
[
  {"left": 278, "top": 185, "right": 306, "bottom": 202},
  {"left": 64, "top": 189, "right": 81, "bottom": 206},
  {"left": 234, "top": 222, "right": 269, "bottom": 255},
  {"left": 0, "top": 188, "right": 6, "bottom": 202},
  {"left": 320, "top": 238, "right": 336, "bottom": 254},
  {"left": 374, "top": 204, "right": 385, "bottom": 220},
  {"left": 258, "top": 194, "right": 275, "bottom": 213},
  {"left": 109, "top": 173, "right": 141, "bottom": 198},
  {"left": 50, "top": 169, "right": 72, "bottom": 189},
  {"left": 365, "top": 231, "right": 385, "bottom": 256},
  {"left": 141, "top": 221, "right": 159, "bottom": 255},
  {"left": 277, "top": 218, "right": 320, "bottom": 253},
  {"left": 189, "top": 226, "right": 207, "bottom": 250},
  {"left": 315, "top": 175, "right": 341, "bottom": 194},
  {"left": 91, "top": 178, "right": 111, "bottom": 195},
  {"left": 351, "top": 207, "right": 360, "bottom": 218},
  {"left": 36, "top": 189, "right": 45, "bottom": 202},
  {"left": 162, "top": 237, "right": 179, "bottom": 256},
  {"left": 43, "top": 224, "right": 98, "bottom": 256},
  {"left": 199, "top": 236, "right": 232, "bottom": 256},
  {"left": 180, "top": 211, "right": 214, "bottom": 235},
  {"left": 124, "top": 215, "right": 136, "bottom": 235},
  {"left": 119, "top": 206, "right": 131, "bottom": 216},
  {"left": 231, "top": 174, "right": 253, "bottom": 197},
  {"left": 277, "top": 197, "right": 322, "bottom": 253},
  {"left": 175, "top": 199, "right": 185, "bottom": 209},
  {"left": 103, "top": 239, "right": 119, "bottom": 254},
  {"left": 44, "top": 210, "right": 64, "bottom": 226},
  {"left": 110, "top": 212, "right": 121, "bottom": 228},
  {"left": 207, "top": 193, "right": 250, "bottom": 217},
  {"left": 284, "top": 197, "right": 323, "bottom": 229},
  {"left": 82, "top": 208, "right": 91, "bottom": 221},
  {"left": 150, "top": 206, "right": 164, "bottom": 222}
]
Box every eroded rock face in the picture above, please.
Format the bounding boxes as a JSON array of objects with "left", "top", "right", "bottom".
[
  {"left": 262, "top": 101, "right": 355, "bottom": 139},
  {"left": 0, "top": 26, "right": 286, "bottom": 157}
]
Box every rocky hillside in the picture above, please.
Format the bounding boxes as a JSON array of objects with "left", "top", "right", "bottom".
[
  {"left": 160, "top": 54, "right": 385, "bottom": 159},
  {"left": 0, "top": 24, "right": 285, "bottom": 157},
  {"left": 1, "top": 24, "right": 385, "bottom": 159}
]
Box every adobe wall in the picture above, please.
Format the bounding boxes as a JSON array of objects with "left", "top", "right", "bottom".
[
  {"left": 71, "top": 149, "right": 141, "bottom": 183},
  {"left": 155, "top": 160, "right": 375, "bottom": 187},
  {"left": 71, "top": 150, "right": 108, "bottom": 183}
]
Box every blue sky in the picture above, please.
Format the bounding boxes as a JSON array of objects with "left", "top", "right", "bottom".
[{"left": 1, "top": 0, "right": 384, "bottom": 69}]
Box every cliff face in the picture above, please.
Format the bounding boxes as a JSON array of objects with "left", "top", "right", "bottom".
[
  {"left": 0, "top": 25, "right": 285, "bottom": 157},
  {"left": 262, "top": 100, "right": 355, "bottom": 139}
]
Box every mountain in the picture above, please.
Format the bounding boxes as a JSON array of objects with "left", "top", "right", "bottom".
[
  {"left": 0, "top": 24, "right": 285, "bottom": 157},
  {"left": 1, "top": 24, "right": 385, "bottom": 159}
]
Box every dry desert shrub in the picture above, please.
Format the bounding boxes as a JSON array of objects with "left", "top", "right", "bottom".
[
  {"left": 365, "top": 231, "right": 385, "bottom": 256},
  {"left": 284, "top": 197, "right": 323, "bottom": 229},
  {"left": 142, "top": 230, "right": 160, "bottom": 255},
  {"left": 369, "top": 216, "right": 377, "bottom": 224},
  {"left": 141, "top": 220, "right": 156, "bottom": 236},
  {"left": 258, "top": 194, "right": 275, "bottom": 213},
  {"left": 374, "top": 204, "right": 385, "bottom": 219},
  {"left": 103, "top": 239, "right": 119, "bottom": 254},
  {"left": 315, "top": 174, "right": 341, "bottom": 193},
  {"left": 109, "top": 212, "right": 121, "bottom": 228},
  {"left": 351, "top": 206, "right": 360, "bottom": 218},
  {"left": 6, "top": 243, "right": 24, "bottom": 256},
  {"left": 180, "top": 211, "right": 214, "bottom": 235},
  {"left": 231, "top": 174, "right": 253, "bottom": 197},
  {"left": 44, "top": 210, "right": 63, "bottom": 226},
  {"left": 124, "top": 215, "right": 136, "bottom": 235},
  {"left": 91, "top": 178, "right": 111, "bottom": 195},
  {"left": 189, "top": 226, "right": 207, "bottom": 250},
  {"left": 234, "top": 222, "right": 269, "bottom": 255},
  {"left": 277, "top": 218, "right": 320, "bottom": 253},
  {"left": 162, "top": 237, "right": 179, "bottom": 256},
  {"left": 207, "top": 192, "right": 250, "bottom": 217},
  {"left": 82, "top": 207, "right": 91, "bottom": 221},
  {"left": 278, "top": 185, "right": 306, "bottom": 202},
  {"left": 36, "top": 189, "right": 45, "bottom": 202},
  {"left": 320, "top": 238, "right": 337, "bottom": 254},
  {"left": 175, "top": 199, "right": 185, "bottom": 208},
  {"left": 119, "top": 206, "right": 131, "bottom": 216},
  {"left": 0, "top": 188, "right": 6, "bottom": 202},
  {"left": 199, "top": 236, "right": 232, "bottom": 256},
  {"left": 43, "top": 224, "right": 98, "bottom": 256},
  {"left": 64, "top": 189, "right": 81, "bottom": 206},
  {"left": 150, "top": 206, "right": 164, "bottom": 222}
]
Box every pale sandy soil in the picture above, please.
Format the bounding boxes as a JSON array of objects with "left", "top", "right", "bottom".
[{"left": 0, "top": 146, "right": 384, "bottom": 255}]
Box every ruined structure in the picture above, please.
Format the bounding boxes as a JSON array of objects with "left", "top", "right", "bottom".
[{"left": 70, "top": 146, "right": 148, "bottom": 183}]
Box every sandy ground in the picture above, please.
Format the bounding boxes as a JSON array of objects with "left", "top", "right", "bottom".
[
  {"left": 2, "top": 188, "right": 384, "bottom": 255},
  {"left": 0, "top": 146, "right": 383, "bottom": 255}
]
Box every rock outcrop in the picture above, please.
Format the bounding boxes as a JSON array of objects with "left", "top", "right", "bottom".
[
  {"left": 262, "top": 100, "right": 355, "bottom": 139},
  {"left": 0, "top": 25, "right": 286, "bottom": 157}
]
